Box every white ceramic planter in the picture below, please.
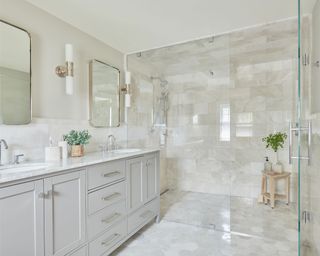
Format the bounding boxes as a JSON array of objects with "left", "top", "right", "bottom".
[{"left": 273, "top": 162, "right": 283, "bottom": 173}]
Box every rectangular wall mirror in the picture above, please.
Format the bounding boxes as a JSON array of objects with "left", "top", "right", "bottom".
[
  {"left": 0, "top": 20, "right": 31, "bottom": 125},
  {"left": 89, "top": 60, "right": 120, "bottom": 127}
]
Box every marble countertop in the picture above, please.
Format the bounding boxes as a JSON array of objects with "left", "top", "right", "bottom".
[{"left": 0, "top": 148, "right": 160, "bottom": 186}]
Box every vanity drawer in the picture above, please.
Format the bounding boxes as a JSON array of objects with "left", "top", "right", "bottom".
[
  {"left": 88, "top": 181, "right": 125, "bottom": 215},
  {"left": 87, "top": 160, "right": 125, "bottom": 190},
  {"left": 67, "top": 246, "right": 87, "bottom": 256},
  {"left": 89, "top": 219, "right": 126, "bottom": 256},
  {"left": 128, "top": 197, "right": 159, "bottom": 235},
  {"left": 87, "top": 200, "right": 126, "bottom": 240}
]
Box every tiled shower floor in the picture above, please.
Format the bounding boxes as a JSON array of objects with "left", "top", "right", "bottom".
[{"left": 112, "top": 190, "right": 298, "bottom": 256}]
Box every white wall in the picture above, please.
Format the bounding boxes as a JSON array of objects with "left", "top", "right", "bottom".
[{"left": 0, "top": 0, "right": 124, "bottom": 120}]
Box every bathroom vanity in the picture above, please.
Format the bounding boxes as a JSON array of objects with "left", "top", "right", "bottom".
[{"left": 0, "top": 149, "right": 160, "bottom": 256}]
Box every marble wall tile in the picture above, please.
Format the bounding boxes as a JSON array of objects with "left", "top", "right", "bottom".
[
  {"left": 129, "top": 18, "right": 298, "bottom": 201},
  {"left": 125, "top": 65, "right": 169, "bottom": 193}
]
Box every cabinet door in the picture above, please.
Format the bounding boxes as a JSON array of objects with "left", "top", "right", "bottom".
[
  {"left": 44, "top": 171, "right": 86, "bottom": 256},
  {"left": 144, "top": 154, "right": 159, "bottom": 203},
  {"left": 0, "top": 180, "right": 44, "bottom": 256},
  {"left": 126, "top": 157, "right": 145, "bottom": 213}
]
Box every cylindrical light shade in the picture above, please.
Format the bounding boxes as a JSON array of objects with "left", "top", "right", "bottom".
[
  {"left": 66, "top": 76, "right": 73, "bottom": 95},
  {"left": 65, "top": 44, "right": 73, "bottom": 95},
  {"left": 125, "top": 93, "right": 131, "bottom": 108},
  {"left": 125, "top": 71, "right": 131, "bottom": 85},
  {"left": 65, "top": 44, "right": 73, "bottom": 62}
]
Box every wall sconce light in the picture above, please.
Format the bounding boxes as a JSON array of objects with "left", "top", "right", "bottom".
[
  {"left": 122, "top": 54, "right": 131, "bottom": 108},
  {"left": 121, "top": 71, "right": 131, "bottom": 107},
  {"left": 55, "top": 44, "right": 74, "bottom": 95},
  {"left": 125, "top": 71, "right": 131, "bottom": 85}
]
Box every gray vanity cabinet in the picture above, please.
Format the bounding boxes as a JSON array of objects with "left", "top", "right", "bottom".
[
  {"left": 67, "top": 246, "right": 87, "bottom": 256},
  {"left": 0, "top": 150, "right": 160, "bottom": 256},
  {"left": 0, "top": 180, "right": 44, "bottom": 256},
  {"left": 126, "top": 156, "right": 145, "bottom": 213},
  {"left": 126, "top": 153, "right": 160, "bottom": 235},
  {"left": 0, "top": 171, "right": 86, "bottom": 256},
  {"left": 145, "top": 154, "right": 159, "bottom": 203},
  {"left": 44, "top": 171, "right": 86, "bottom": 256},
  {"left": 126, "top": 153, "right": 159, "bottom": 214}
]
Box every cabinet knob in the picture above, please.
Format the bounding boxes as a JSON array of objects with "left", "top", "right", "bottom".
[{"left": 38, "top": 190, "right": 52, "bottom": 199}]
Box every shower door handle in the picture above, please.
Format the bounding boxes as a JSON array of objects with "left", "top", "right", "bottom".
[
  {"left": 289, "top": 122, "right": 293, "bottom": 165},
  {"left": 288, "top": 121, "right": 311, "bottom": 165},
  {"left": 308, "top": 121, "right": 312, "bottom": 165}
]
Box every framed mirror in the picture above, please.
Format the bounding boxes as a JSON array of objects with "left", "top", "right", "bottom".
[
  {"left": 0, "top": 20, "right": 31, "bottom": 125},
  {"left": 89, "top": 60, "right": 120, "bottom": 127}
]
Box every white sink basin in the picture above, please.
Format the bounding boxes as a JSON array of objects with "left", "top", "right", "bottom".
[
  {"left": 112, "top": 148, "right": 142, "bottom": 154},
  {"left": 0, "top": 163, "right": 49, "bottom": 174}
]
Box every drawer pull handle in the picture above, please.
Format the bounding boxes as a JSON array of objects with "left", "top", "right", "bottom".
[
  {"left": 102, "top": 171, "right": 121, "bottom": 178},
  {"left": 140, "top": 210, "right": 154, "bottom": 219},
  {"left": 101, "top": 212, "right": 121, "bottom": 224},
  {"left": 102, "top": 192, "right": 121, "bottom": 201},
  {"left": 101, "top": 233, "right": 121, "bottom": 246}
]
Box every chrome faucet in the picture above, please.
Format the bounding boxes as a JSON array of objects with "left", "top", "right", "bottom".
[
  {"left": 106, "top": 135, "right": 116, "bottom": 152},
  {"left": 0, "top": 139, "right": 8, "bottom": 166},
  {"left": 14, "top": 154, "right": 24, "bottom": 164}
]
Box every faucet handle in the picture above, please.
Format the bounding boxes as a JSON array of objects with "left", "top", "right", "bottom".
[
  {"left": 106, "top": 135, "right": 116, "bottom": 151},
  {"left": 14, "top": 154, "right": 24, "bottom": 164}
]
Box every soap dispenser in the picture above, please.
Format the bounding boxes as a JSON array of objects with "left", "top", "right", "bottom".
[{"left": 264, "top": 157, "right": 272, "bottom": 172}]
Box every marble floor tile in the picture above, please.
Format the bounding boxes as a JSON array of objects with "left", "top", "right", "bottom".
[
  {"left": 230, "top": 196, "right": 298, "bottom": 243},
  {"left": 112, "top": 221, "right": 231, "bottom": 256},
  {"left": 160, "top": 190, "right": 230, "bottom": 232},
  {"left": 112, "top": 190, "right": 298, "bottom": 256}
]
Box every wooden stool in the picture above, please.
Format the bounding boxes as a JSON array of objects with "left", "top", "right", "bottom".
[{"left": 260, "top": 171, "right": 291, "bottom": 209}]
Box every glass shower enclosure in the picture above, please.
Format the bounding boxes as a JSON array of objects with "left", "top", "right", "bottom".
[
  {"left": 299, "top": 0, "right": 320, "bottom": 255},
  {"left": 126, "top": 1, "right": 318, "bottom": 254}
]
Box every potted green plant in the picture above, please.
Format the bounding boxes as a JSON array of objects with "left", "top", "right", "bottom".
[
  {"left": 63, "top": 130, "right": 91, "bottom": 157},
  {"left": 262, "top": 132, "right": 287, "bottom": 173}
]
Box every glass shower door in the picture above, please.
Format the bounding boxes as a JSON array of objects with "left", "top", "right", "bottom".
[{"left": 298, "top": 0, "right": 319, "bottom": 255}]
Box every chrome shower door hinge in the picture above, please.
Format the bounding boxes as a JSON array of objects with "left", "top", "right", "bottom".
[
  {"left": 302, "top": 53, "right": 310, "bottom": 66},
  {"left": 302, "top": 211, "right": 311, "bottom": 224}
]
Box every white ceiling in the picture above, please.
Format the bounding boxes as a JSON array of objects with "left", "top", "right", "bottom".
[{"left": 25, "top": 0, "right": 313, "bottom": 54}]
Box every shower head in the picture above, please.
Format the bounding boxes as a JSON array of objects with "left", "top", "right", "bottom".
[
  {"left": 160, "top": 80, "right": 168, "bottom": 87},
  {"left": 151, "top": 76, "right": 168, "bottom": 87}
]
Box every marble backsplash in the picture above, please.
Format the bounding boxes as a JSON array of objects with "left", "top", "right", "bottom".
[{"left": 0, "top": 118, "right": 127, "bottom": 162}]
